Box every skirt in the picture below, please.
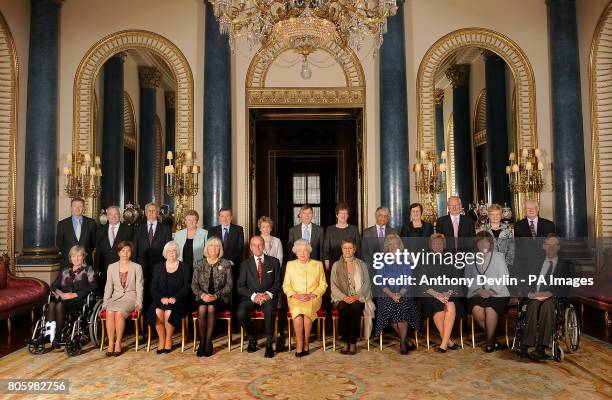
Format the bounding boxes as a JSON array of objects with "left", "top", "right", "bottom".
[
  {"left": 420, "top": 296, "right": 466, "bottom": 319},
  {"left": 287, "top": 296, "right": 323, "bottom": 321},
  {"left": 468, "top": 296, "right": 509, "bottom": 316},
  {"left": 50, "top": 297, "right": 84, "bottom": 314},
  {"left": 195, "top": 298, "right": 227, "bottom": 311},
  {"left": 147, "top": 299, "right": 186, "bottom": 328},
  {"left": 373, "top": 297, "right": 421, "bottom": 336}
]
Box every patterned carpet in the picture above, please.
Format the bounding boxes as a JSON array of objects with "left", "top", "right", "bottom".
[{"left": 0, "top": 333, "right": 610, "bottom": 399}]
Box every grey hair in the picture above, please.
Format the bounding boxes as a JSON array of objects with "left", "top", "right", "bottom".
[
  {"left": 375, "top": 206, "right": 390, "bottom": 216},
  {"left": 524, "top": 199, "right": 539, "bottom": 210},
  {"left": 145, "top": 202, "right": 160, "bottom": 211},
  {"left": 106, "top": 205, "right": 121, "bottom": 215},
  {"left": 162, "top": 240, "right": 181, "bottom": 259},
  {"left": 292, "top": 239, "right": 312, "bottom": 255}
]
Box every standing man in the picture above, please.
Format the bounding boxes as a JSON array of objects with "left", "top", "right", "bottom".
[
  {"left": 435, "top": 196, "right": 476, "bottom": 251},
  {"left": 236, "top": 236, "right": 281, "bottom": 358},
  {"left": 132, "top": 203, "right": 172, "bottom": 304},
  {"left": 514, "top": 200, "right": 556, "bottom": 238},
  {"left": 208, "top": 207, "right": 245, "bottom": 323},
  {"left": 361, "top": 206, "right": 396, "bottom": 270},
  {"left": 56, "top": 197, "right": 97, "bottom": 268},
  {"left": 95, "top": 205, "right": 133, "bottom": 287},
  {"left": 281, "top": 204, "right": 326, "bottom": 344}
]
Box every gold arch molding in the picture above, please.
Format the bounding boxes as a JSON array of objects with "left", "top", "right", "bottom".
[
  {"left": 417, "top": 28, "right": 537, "bottom": 152},
  {"left": 0, "top": 12, "right": 17, "bottom": 271},
  {"left": 73, "top": 30, "right": 194, "bottom": 215},
  {"left": 591, "top": 0, "right": 612, "bottom": 239},
  {"left": 244, "top": 40, "right": 367, "bottom": 235}
]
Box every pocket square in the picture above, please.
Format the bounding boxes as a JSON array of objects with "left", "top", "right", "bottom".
[{"left": 266, "top": 270, "right": 273, "bottom": 274}]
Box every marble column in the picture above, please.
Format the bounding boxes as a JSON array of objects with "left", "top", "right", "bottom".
[
  {"left": 203, "top": 3, "right": 231, "bottom": 228},
  {"left": 446, "top": 64, "right": 473, "bottom": 206},
  {"left": 101, "top": 53, "right": 125, "bottom": 209},
  {"left": 547, "top": 0, "right": 587, "bottom": 239},
  {"left": 484, "top": 52, "right": 511, "bottom": 206},
  {"left": 164, "top": 91, "right": 176, "bottom": 212},
  {"left": 138, "top": 66, "right": 161, "bottom": 205},
  {"left": 380, "top": 0, "right": 409, "bottom": 229},
  {"left": 435, "top": 89, "right": 447, "bottom": 215},
  {"left": 18, "top": 0, "right": 62, "bottom": 272}
]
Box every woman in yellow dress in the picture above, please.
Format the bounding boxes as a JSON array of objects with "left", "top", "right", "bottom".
[{"left": 283, "top": 239, "right": 328, "bottom": 357}]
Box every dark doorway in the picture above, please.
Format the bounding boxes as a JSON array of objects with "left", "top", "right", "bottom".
[{"left": 250, "top": 108, "right": 363, "bottom": 243}]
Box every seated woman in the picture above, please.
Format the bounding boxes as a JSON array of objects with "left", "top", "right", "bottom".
[
  {"left": 464, "top": 231, "right": 510, "bottom": 352},
  {"left": 191, "top": 237, "right": 233, "bottom": 357},
  {"left": 147, "top": 241, "right": 191, "bottom": 354},
  {"left": 418, "top": 233, "right": 465, "bottom": 353},
  {"left": 283, "top": 239, "right": 328, "bottom": 357},
  {"left": 47, "top": 245, "right": 97, "bottom": 347},
  {"left": 102, "top": 240, "right": 143, "bottom": 356},
  {"left": 330, "top": 238, "right": 373, "bottom": 355},
  {"left": 373, "top": 233, "right": 421, "bottom": 354}
]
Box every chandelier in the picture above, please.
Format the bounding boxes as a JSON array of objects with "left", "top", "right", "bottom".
[
  {"left": 208, "top": 0, "right": 399, "bottom": 54},
  {"left": 164, "top": 151, "right": 201, "bottom": 231},
  {"left": 62, "top": 153, "right": 102, "bottom": 200},
  {"left": 506, "top": 147, "right": 545, "bottom": 201},
  {"left": 413, "top": 150, "right": 447, "bottom": 222}
]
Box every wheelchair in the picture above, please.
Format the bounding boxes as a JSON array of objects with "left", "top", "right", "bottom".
[
  {"left": 28, "top": 292, "right": 104, "bottom": 356},
  {"left": 511, "top": 297, "right": 580, "bottom": 361}
]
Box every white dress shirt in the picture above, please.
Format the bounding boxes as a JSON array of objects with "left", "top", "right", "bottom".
[
  {"left": 147, "top": 220, "right": 158, "bottom": 236},
  {"left": 536, "top": 256, "right": 557, "bottom": 293},
  {"left": 527, "top": 217, "right": 539, "bottom": 234},
  {"left": 250, "top": 255, "right": 273, "bottom": 302},
  {"left": 108, "top": 224, "right": 119, "bottom": 246}
]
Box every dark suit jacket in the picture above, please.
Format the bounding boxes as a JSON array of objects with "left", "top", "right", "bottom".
[
  {"left": 286, "top": 223, "right": 324, "bottom": 262},
  {"left": 524, "top": 258, "right": 574, "bottom": 298},
  {"left": 237, "top": 255, "right": 281, "bottom": 301},
  {"left": 361, "top": 224, "right": 397, "bottom": 267},
  {"left": 132, "top": 221, "right": 172, "bottom": 282},
  {"left": 514, "top": 217, "right": 556, "bottom": 238},
  {"left": 435, "top": 214, "right": 476, "bottom": 251},
  {"left": 95, "top": 223, "right": 133, "bottom": 273},
  {"left": 56, "top": 216, "right": 97, "bottom": 268},
  {"left": 208, "top": 224, "right": 245, "bottom": 267}
]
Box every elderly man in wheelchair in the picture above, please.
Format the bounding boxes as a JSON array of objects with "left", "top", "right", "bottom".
[
  {"left": 28, "top": 245, "right": 102, "bottom": 356},
  {"left": 513, "top": 234, "right": 580, "bottom": 361}
]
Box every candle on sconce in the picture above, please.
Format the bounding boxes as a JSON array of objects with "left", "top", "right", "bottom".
[
  {"left": 185, "top": 151, "right": 192, "bottom": 160},
  {"left": 426, "top": 161, "right": 433, "bottom": 171},
  {"left": 94, "top": 156, "right": 101, "bottom": 164},
  {"left": 414, "top": 163, "right": 422, "bottom": 172},
  {"left": 420, "top": 150, "right": 426, "bottom": 159},
  {"left": 191, "top": 165, "right": 199, "bottom": 174},
  {"left": 537, "top": 162, "right": 544, "bottom": 171},
  {"left": 96, "top": 168, "right": 102, "bottom": 177},
  {"left": 534, "top": 148, "right": 541, "bottom": 157},
  {"left": 505, "top": 166, "right": 511, "bottom": 174},
  {"left": 509, "top": 152, "right": 515, "bottom": 161},
  {"left": 167, "top": 151, "right": 173, "bottom": 160},
  {"left": 66, "top": 153, "right": 72, "bottom": 163},
  {"left": 84, "top": 153, "right": 91, "bottom": 163},
  {"left": 440, "top": 163, "right": 446, "bottom": 172},
  {"left": 512, "top": 164, "right": 519, "bottom": 173},
  {"left": 89, "top": 166, "right": 96, "bottom": 175},
  {"left": 63, "top": 167, "right": 70, "bottom": 175},
  {"left": 80, "top": 165, "right": 87, "bottom": 175},
  {"left": 167, "top": 165, "right": 175, "bottom": 174},
  {"left": 521, "top": 148, "right": 529, "bottom": 158},
  {"left": 525, "top": 161, "right": 533, "bottom": 171},
  {"left": 441, "top": 151, "right": 447, "bottom": 159},
  {"left": 181, "top": 165, "right": 189, "bottom": 174}
]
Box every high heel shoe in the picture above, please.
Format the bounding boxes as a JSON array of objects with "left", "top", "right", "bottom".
[{"left": 436, "top": 347, "right": 447, "bottom": 353}]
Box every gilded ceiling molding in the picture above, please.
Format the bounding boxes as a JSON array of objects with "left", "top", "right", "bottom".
[
  {"left": 0, "top": 12, "right": 17, "bottom": 272},
  {"left": 417, "top": 28, "right": 537, "bottom": 153},
  {"left": 590, "top": 0, "right": 612, "bottom": 239}
]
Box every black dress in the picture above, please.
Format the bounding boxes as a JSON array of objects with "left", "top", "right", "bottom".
[
  {"left": 400, "top": 221, "right": 434, "bottom": 252},
  {"left": 147, "top": 262, "right": 191, "bottom": 327},
  {"left": 183, "top": 238, "right": 194, "bottom": 275},
  {"left": 195, "top": 262, "right": 226, "bottom": 310},
  {"left": 417, "top": 257, "right": 467, "bottom": 318}
]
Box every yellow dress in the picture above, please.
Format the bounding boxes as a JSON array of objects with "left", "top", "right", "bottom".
[{"left": 283, "top": 259, "right": 328, "bottom": 321}]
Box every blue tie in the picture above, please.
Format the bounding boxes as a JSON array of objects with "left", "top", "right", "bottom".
[{"left": 303, "top": 226, "right": 310, "bottom": 242}]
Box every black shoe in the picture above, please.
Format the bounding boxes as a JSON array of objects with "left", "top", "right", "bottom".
[
  {"left": 196, "top": 345, "right": 205, "bottom": 357},
  {"left": 275, "top": 335, "right": 286, "bottom": 353},
  {"left": 405, "top": 338, "right": 417, "bottom": 351},
  {"left": 529, "top": 346, "right": 547, "bottom": 360},
  {"left": 156, "top": 349, "right": 164, "bottom": 355},
  {"left": 301, "top": 350, "right": 310, "bottom": 356},
  {"left": 264, "top": 344, "right": 274, "bottom": 358},
  {"left": 51, "top": 340, "right": 60, "bottom": 349},
  {"left": 436, "top": 347, "right": 447, "bottom": 353},
  {"left": 485, "top": 345, "right": 495, "bottom": 353},
  {"left": 163, "top": 348, "right": 172, "bottom": 354},
  {"left": 447, "top": 343, "right": 459, "bottom": 351},
  {"left": 519, "top": 345, "right": 529, "bottom": 358},
  {"left": 247, "top": 338, "right": 258, "bottom": 353}
]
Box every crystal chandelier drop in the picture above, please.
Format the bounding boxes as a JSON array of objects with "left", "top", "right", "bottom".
[{"left": 208, "top": 0, "right": 399, "bottom": 55}]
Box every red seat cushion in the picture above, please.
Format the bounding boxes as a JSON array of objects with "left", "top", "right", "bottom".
[
  {"left": 0, "top": 286, "right": 47, "bottom": 312},
  {"left": 100, "top": 309, "right": 139, "bottom": 319},
  {"left": 332, "top": 308, "right": 339, "bottom": 317},
  {"left": 251, "top": 309, "right": 278, "bottom": 318},
  {"left": 192, "top": 310, "right": 232, "bottom": 318}
]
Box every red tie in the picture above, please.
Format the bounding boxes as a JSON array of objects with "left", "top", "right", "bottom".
[{"left": 257, "top": 257, "right": 263, "bottom": 283}]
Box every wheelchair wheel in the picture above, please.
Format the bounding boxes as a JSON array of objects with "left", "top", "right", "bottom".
[
  {"left": 65, "top": 338, "right": 82, "bottom": 356},
  {"left": 88, "top": 299, "right": 103, "bottom": 346},
  {"left": 27, "top": 337, "right": 45, "bottom": 355},
  {"left": 564, "top": 305, "right": 580, "bottom": 353}
]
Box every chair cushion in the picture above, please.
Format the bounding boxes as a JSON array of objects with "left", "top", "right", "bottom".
[
  {"left": 100, "top": 309, "right": 139, "bottom": 319},
  {"left": 192, "top": 309, "right": 232, "bottom": 318},
  {"left": 0, "top": 260, "right": 7, "bottom": 290},
  {"left": 0, "top": 285, "right": 47, "bottom": 312},
  {"left": 332, "top": 308, "right": 339, "bottom": 317}
]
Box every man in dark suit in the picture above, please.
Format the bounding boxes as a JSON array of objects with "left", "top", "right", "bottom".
[
  {"left": 276, "top": 204, "right": 325, "bottom": 350},
  {"left": 95, "top": 205, "right": 133, "bottom": 287},
  {"left": 520, "top": 234, "right": 574, "bottom": 360},
  {"left": 236, "top": 236, "right": 281, "bottom": 358},
  {"left": 56, "top": 197, "right": 97, "bottom": 268},
  {"left": 132, "top": 203, "right": 172, "bottom": 304},
  {"left": 207, "top": 207, "right": 245, "bottom": 268},
  {"left": 435, "top": 196, "right": 476, "bottom": 251},
  {"left": 514, "top": 199, "right": 556, "bottom": 238},
  {"left": 361, "top": 206, "right": 397, "bottom": 270}
]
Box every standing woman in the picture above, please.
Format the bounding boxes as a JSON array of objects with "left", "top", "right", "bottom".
[
  {"left": 330, "top": 238, "right": 373, "bottom": 354},
  {"left": 174, "top": 209, "right": 208, "bottom": 279},
  {"left": 102, "top": 241, "right": 144, "bottom": 356},
  {"left": 48, "top": 245, "right": 97, "bottom": 347},
  {"left": 283, "top": 239, "right": 328, "bottom": 357},
  {"left": 258, "top": 216, "right": 283, "bottom": 265},
  {"left": 373, "top": 233, "right": 421, "bottom": 354},
  {"left": 147, "top": 241, "right": 191, "bottom": 353},
  {"left": 478, "top": 204, "right": 514, "bottom": 268},
  {"left": 192, "top": 237, "right": 233, "bottom": 357},
  {"left": 400, "top": 203, "right": 434, "bottom": 252},
  {"left": 323, "top": 203, "right": 361, "bottom": 268}
]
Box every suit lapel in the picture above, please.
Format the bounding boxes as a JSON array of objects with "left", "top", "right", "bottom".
[{"left": 69, "top": 219, "right": 79, "bottom": 243}]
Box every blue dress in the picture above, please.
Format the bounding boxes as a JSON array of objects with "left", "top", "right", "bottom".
[{"left": 373, "top": 261, "right": 421, "bottom": 336}]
